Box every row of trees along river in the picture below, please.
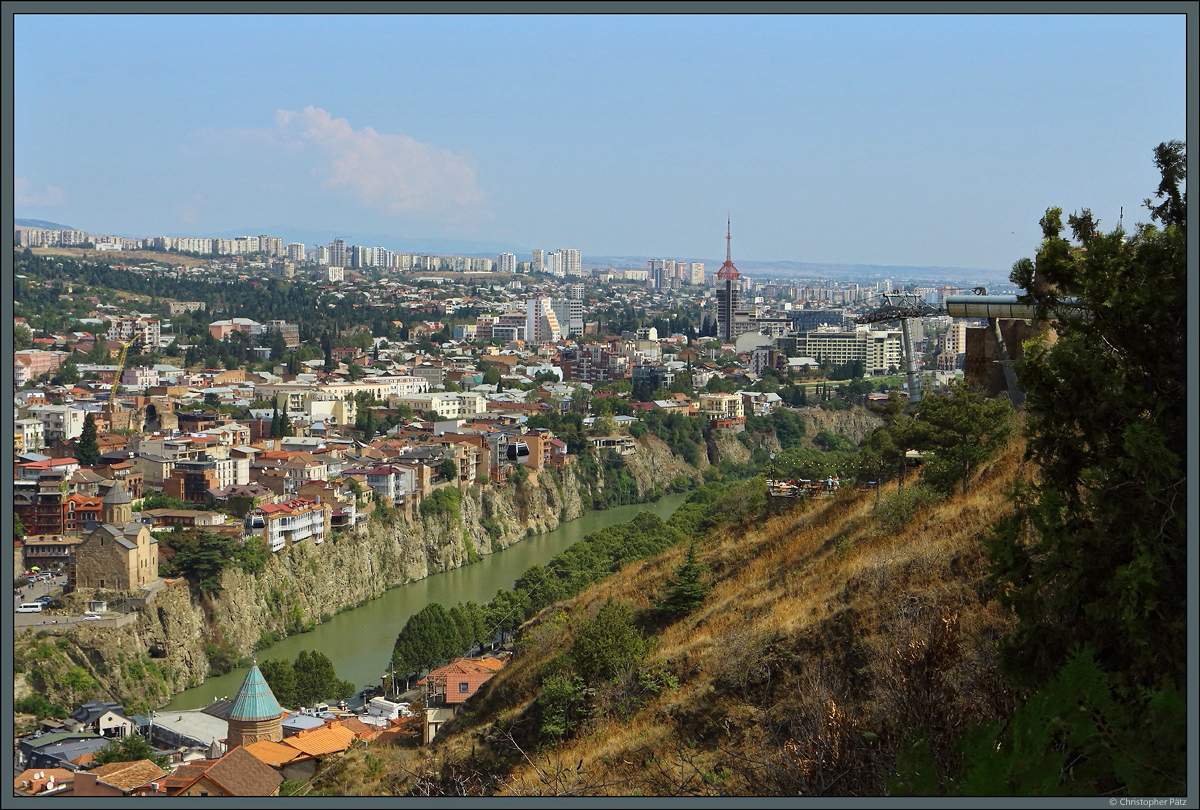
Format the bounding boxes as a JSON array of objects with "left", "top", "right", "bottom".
[{"left": 162, "top": 492, "right": 691, "bottom": 711}]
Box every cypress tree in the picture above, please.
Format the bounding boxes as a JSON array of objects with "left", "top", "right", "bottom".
[
  {"left": 75, "top": 413, "right": 101, "bottom": 467},
  {"left": 656, "top": 541, "right": 710, "bottom": 616}
]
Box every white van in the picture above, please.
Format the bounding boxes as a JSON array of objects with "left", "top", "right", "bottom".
[{"left": 17, "top": 603, "right": 43, "bottom": 613}]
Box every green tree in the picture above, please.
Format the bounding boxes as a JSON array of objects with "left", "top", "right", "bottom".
[
  {"left": 13, "top": 693, "right": 67, "bottom": 720},
  {"left": 75, "top": 413, "right": 101, "bottom": 467},
  {"left": 53, "top": 358, "right": 80, "bottom": 386},
  {"left": 14, "top": 324, "right": 33, "bottom": 350},
  {"left": 569, "top": 599, "right": 647, "bottom": 685},
  {"left": 392, "top": 603, "right": 463, "bottom": 677},
  {"left": 537, "top": 671, "right": 588, "bottom": 741},
  {"left": 991, "top": 142, "right": 1187, "bottom": 698},
  {"left": 93, "top": 734, "right": 171, "bottom": 770},
  {"left": 169, "top": 530, "right": 233, "bottom": 594},
  {"left": 440, "top": 457, "right": 458, "bottom": 483},
  {"left": 890, "top": 142, "right": 1192, "bottom": 798},
  {"left": 456, "top": 600, "right": 490, "bottom": 651},
  {"left": 292, "top": 650, "right": 355, "bottom": 706},
  {"left": 61, "top": 665, "right": 98, "bottom": 695},
  {"left": 14, "top": 513, "right": 26, "bottom": 542},
  {"left": 655, "top": 541, "right": 710, "bottom": 616},
  {"left": 355, "top": 408, "right": 379, "bottom": 441},
  {"left": 910, "top": 380, "right": 1013, "bottom": 495}
]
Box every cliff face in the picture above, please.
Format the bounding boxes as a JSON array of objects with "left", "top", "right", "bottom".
[
  {"left": 15, "top": 439, "right": 690, "bottom": 711},
  {"left": 796, "top": 406, "right": 884, "bottom": 446}
]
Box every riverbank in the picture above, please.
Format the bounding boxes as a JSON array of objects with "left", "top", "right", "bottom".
[
  {"left": 161, "top": 491, "right": 691, "bottom": 711},
  {"left": 13, "top": 435, "right": 703, "bottom": 715}
]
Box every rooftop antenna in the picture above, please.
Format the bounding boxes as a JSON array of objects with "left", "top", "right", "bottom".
[{"left": 1118, "top": 206, "right": 1123, "bottom": 231}]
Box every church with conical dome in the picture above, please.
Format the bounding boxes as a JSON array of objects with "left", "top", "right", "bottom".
[
  {"left": 70, "top": 480, "right": 158, "bottom": 592},
  {"left": 226, "top": 664, "right": 284, "bottom": 748}
]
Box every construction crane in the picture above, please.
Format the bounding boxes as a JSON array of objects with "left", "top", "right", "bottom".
[{"left": 109, "top": 335, "right": 141, "bottom": 406}]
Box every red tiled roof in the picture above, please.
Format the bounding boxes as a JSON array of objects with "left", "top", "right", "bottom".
[{"left": 281, "top": 724, "right": 356, "bottom": 757}]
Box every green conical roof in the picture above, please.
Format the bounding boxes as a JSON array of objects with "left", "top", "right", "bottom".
[{"left": 228, "top": 665, "right": 283, "bottom": 722}]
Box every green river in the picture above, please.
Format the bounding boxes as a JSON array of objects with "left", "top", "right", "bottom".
[{"left": 162, "top": 492, "right": 689, "bottom": 711}]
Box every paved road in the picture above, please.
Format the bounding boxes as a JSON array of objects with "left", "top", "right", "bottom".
[{"left": 13, "top": 575, "right": 109, "bottom": 631}]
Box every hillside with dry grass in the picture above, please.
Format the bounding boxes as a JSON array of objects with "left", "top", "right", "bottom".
[{"left": 311, "top": 436, "right": 1029, "bottom": 797}]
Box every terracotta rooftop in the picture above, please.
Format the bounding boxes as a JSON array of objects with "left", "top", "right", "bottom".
[
  {"left": 333, "top": 716, "right": 381, "bottom": 740},
  {"left": 13, "top": 767, "right": 74, "bottom": 796},
  {"left": 165, "top": 747, "right": 283, "bottom": 796},
  {"left": 87, "top": 759, "right": 169, "bottom": 791},
  {"left": 241, "top": 739, "right": 303, "bottom": 768},
  {"left": 281, "top": 724, "right": 356, "bottom": 757}
]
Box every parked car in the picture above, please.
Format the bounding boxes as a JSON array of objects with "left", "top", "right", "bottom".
[
  {"left": 82, "top": 613, "right": 102, "bottom": 621},
  {"left": 34, "top": 596, "right": 52, "bottom": 605},
  {"left": 17, "top": 603, "right": 43, "bottom": 613}
]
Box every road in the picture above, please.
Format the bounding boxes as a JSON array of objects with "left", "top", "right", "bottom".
[{"left": 13, "top": 574, "right": 115, "bottom": 631}]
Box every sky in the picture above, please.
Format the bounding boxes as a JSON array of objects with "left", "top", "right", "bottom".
[{"left": 12, "top": 11, "right": 1188, "bottom": 271}]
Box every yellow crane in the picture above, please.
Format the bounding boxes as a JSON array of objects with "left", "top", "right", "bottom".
[{"left": 109, "top": 335, "right": 141, "bottom": 406}]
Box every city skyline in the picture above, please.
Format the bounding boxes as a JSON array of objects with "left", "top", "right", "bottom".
[{"left": 14, "top": 11, "right": 1186, "bottom": 271}]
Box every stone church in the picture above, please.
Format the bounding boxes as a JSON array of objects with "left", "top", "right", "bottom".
[{"left": 71, "top": 479, "right": 158, "bottom": 592}]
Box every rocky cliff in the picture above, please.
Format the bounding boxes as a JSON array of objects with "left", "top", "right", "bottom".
[
  {"left": 14, "top": 436, "right": 697, "bottom": 713},
  {"left": 796, "top": 405, "right": 884, "bottom": 446}
]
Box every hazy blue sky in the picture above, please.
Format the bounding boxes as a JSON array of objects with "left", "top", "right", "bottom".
[{"left": 13, "top": 12, "right": 1186, "bottom": 270}]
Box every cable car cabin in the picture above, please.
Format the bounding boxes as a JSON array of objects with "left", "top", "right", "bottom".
[{"left": 506, "top": 441, "right": 530, "bottom": 461}]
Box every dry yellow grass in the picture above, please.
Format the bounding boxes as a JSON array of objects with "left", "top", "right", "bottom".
[{"left": 319, "top": 438, "right": 1031, "bottom": 796}]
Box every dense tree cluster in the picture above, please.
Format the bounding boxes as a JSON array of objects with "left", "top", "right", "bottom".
[{"left": 259, "top": 650, "right": 356, "bottom": 709}]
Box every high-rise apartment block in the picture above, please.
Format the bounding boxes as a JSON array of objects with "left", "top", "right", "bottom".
[
  {"left": 564, "top": 249, "right": 581, "bottom": 277},
  {"left": 107, "top": 316, "right": 161, "bottom": 351},
  {"left": 498, "top": 253, "right": 517, "bottom": 274},
  {"left": 531, "top": 249, "right": 544, "bottom": 274},
  {"left": 546, "top": 249, "right": 581, "bottom": 278},
  {"left": 551, "top": 298, "right": 584, "bottom": 337},
  {"left": 647, "top": 260, "right": 676, "bottom": 289},
  {"left": 526, "top": 297, "right": 562, "bottom": 344},
  {"left": 329, "top": 238, "right": 347, "bottom": 268}
]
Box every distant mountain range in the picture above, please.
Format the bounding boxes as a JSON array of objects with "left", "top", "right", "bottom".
[{"left": 14, "top": 218, "right": 76, "bottom": 230}]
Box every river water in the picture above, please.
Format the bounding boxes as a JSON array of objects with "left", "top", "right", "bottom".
[{"left": 162, "top": 492, "right": 690, "bottom": 711}]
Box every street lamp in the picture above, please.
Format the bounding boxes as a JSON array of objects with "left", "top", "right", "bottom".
[{"left": 770, "top": 453, "right": 776, "bottom": 489}]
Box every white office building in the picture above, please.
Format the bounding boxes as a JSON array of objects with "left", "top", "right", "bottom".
[{"left": 799, "top": 326, "right": 903, "bottom": 375}]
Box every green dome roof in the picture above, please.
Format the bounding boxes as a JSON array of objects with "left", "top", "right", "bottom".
[{"left": 228, "top": 665, "right": 283, "bottom": 722}]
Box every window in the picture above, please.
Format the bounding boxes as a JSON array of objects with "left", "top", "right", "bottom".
[{"left": 459, "top": 682, "right": 470, "bottom": 693}]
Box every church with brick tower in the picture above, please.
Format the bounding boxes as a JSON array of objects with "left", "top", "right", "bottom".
[{"left": 226, "top": 664, "right": 284, "bottom": 748}]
